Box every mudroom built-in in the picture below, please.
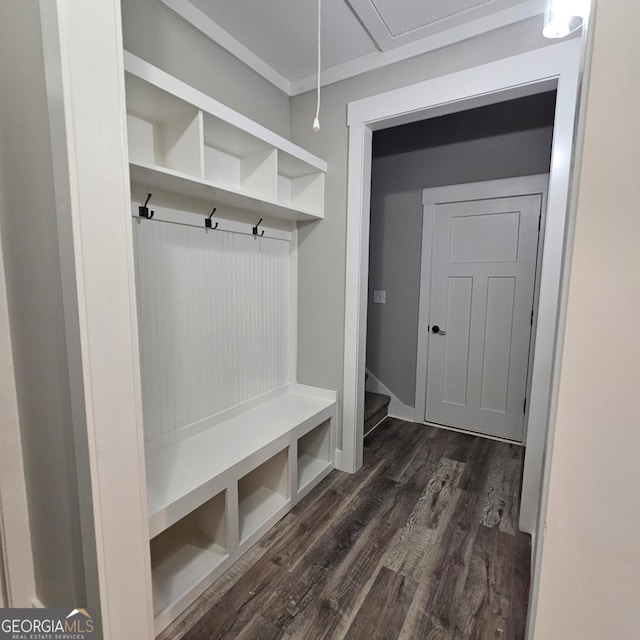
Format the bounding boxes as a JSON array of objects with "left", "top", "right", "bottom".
[
  {"left": 123, "top": 52, "right": 338, "bottom": 632},
  {"left": 6, "top": 1, "right": 630, "bottom": 639}
]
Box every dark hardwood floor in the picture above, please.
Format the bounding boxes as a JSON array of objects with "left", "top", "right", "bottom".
[{"left": 160, "top": 419, "right": 531, "bottom": 640}]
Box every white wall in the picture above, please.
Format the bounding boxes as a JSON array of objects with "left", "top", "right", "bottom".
[
  {"left": 290, "top": 17, "right": 559, "bottom": 447},
  {"left": 367, "top": 93, "right": 555, "bottom": 407},
  {"left": 533, "top": 1, "right": 640, "bottom": 637},
  {"left": 0, "top": 0, "right": 90, "bottom": 607},
  {"left": 134, "top": 219, "right": 291, "bottom": 442},
  {"left": 121, "top": 0, "right": 290, "bottom": 138}
]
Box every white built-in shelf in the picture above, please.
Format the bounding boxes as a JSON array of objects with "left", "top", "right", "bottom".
[
  {"left": 129, "top": 162, "right": 323, "bottom": 222},
  {"left": 238, "top": 449, "right": 289, "bottom": 542},
  {"left": 298, "top": 456, "right": 332, "bottom": 494},
  {"left": 152, "top": 542, "right": 226, "bottom": 616},
  {"left": 146, "top": 383, "right": 336, "bottom": 633},
  {"left": 124, "top": 52, "right": 326, "bottom": 223},
  {"left": 145, "top": 383, "right": 336, "bottom": 633},
  {"left": 297, "top": 420, "right": 332, "bottom": 494},
  {"left": 150, "top": 491, "right": 227, "bottom": 620}
]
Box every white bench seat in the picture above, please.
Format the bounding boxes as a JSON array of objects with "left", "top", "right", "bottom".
[{"left": 145, "top": 384, "right": 336, "bottom": 538}]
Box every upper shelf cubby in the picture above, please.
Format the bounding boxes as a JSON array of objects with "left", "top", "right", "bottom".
[{"left": 124, "top": 52, "right": 326, "bottom": 222}]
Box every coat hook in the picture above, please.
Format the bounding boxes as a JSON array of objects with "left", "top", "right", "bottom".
[
  {"left": 252, "top": 218, "right": 264, "bottom": 237},
  {"left": 139, "top": 193, "right": 154, "bottom": 219},
  {"left": 205, "top": 207, "right": 218, "bottom": 229}
]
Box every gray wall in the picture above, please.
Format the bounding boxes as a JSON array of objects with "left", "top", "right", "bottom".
[
  {"left": 289, "top": 17, "right": 560, "bottom": 445},
  {"left": 367, "top": 93, "right": 556, "bottom": 407},
  {"left": 0, "top": 0, "right": 89, "bottom": 607},
  {"left": 121, "top": 0, "right": 290, "bottom": 138},
  {"left": 122, "top": 1, "right": 562, "bottom": 450}
]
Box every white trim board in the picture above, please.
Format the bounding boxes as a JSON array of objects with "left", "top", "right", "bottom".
[
  {"left": 0, "top": 202, "right": 36, "bottom": 608},
  {"left": 158, "top": 0, "right": 546, "bottom": 97},
  {"left": 292, "top": 2, "right": 546, "bottom": 95},
  {"left": 130, "top": 203, "right": 293, "bottom": 242},
  {"left": 157, "top": 0, "right": 291, "bottom": 95},
  {"left": 365, "top": 369, "right": 415, "bottom": 422},
  {"left": 39, "top": 1, "right": 154, "bottom": 636},
  {"left": 415, "top": 175, "right": 549, "bottom": 440},
  {"left": 346, "top": 0, "right": 542, "bottom": 53},
  {"left": 342, "top": 37, "right": 584, "bottom": 640}
]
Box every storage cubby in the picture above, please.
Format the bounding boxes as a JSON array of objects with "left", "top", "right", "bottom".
[
  {"left": 297, "top": 420, "right": 332, "bottom": 493},
  {"left": 278, "top": 151, "right": 325, "bottom": 216},
  {"left": 124, "top": 53, "right": 326, "bottom": 223},
  {"left": 203, "top": 114, "right": 277, "bottom": 200},
  {"left": 150, "top": 491, "right": 227, "bottom": 617},
  {"left": 144, "top": 385, "right": 336, "bottom": 632},
  {"left": 125, "top": 74, "right": 203, "bottom": 178},
  {"left": 238, "top": 448, "right": 289, "bottom": 542}
]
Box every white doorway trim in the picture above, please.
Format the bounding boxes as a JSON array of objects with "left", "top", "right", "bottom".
[
  {"left": 415, "top": 175, "right": 549, "bottom": 437},
  {"left": 38, "top": 1, "right": 153, "bottom": 635},
  {"left": 343, "top": 38, "right": 582, "bottom": 530},
  {"left": 0, "top": 220, "right": 36, "bottom": 607},
  {"left": 343, "top": 38, "right": 584, "bottom": 640}
]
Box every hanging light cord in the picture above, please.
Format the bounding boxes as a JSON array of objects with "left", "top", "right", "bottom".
[{"left": 312, "top": 0, "right": 321, "bottom": 132}]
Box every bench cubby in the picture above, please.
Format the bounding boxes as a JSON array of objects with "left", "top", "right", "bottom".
[
  {"left": 150, "top": 490, "right": 228, "bottom": 620},
  {"left": 297, "top": 419, "right": 332, "bottom": 495},
  {"left": 238, "top": 448, "right": 289, "bottom": 542},
  {"left": 144, "top": 384, "right": 336, "bottom": 634}
]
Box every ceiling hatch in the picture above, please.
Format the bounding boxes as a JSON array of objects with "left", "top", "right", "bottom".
[{"left": 347, "top": 0, "right": 533, "bottom": 51}]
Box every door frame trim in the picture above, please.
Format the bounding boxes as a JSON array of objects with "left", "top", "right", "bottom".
[
  {"left": 342, "top": 46, "right": 584, "bottom": 638},
  {"left": 0, "top": 208, "right": 36, "bottom": 607},
  {"left": 416, "top": 175, "right": 549, "bottom": 440}
]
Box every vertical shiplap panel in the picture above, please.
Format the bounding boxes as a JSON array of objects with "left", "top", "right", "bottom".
[{"left": 133, "top": 220, "right": 291, "bottom": 442}]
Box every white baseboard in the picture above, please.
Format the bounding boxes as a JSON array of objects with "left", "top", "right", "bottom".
[{"left": 365, "top": 370, "right": 415, "bottom": 422}]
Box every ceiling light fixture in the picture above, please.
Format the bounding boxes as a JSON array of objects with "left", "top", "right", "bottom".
[
  {"left": 543, "top": 0, "right": 589, "bottom": 38},
  {"left": 312, "top": 0, "right": 321, "bottom": 132}
]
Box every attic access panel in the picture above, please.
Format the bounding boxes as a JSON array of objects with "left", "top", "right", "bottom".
[{"left": 347, "top": 0, "right": 533, "bottom": 50}]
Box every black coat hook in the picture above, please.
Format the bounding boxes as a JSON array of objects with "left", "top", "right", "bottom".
[
  {"left": 139, "top": 193, "right": 154, "bottom": 219},
  {"left": 252, "top": 218, "right": 264, "bottom": 237},
  {"left": 205, "top": 207, "right": 218, "bottom": 229}
]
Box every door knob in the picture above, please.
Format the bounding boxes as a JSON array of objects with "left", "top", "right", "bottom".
[{"left": 431, "top": 325, "right": 447, "bottom": 335}]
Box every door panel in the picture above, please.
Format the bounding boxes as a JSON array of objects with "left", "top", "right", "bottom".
[
  {"left": 450, "top": 211, "right": 521, "bottom": 263},
  {"left": 425, "top": 195, "right": 541, "bottom": 441},
  {"left": 442, "top": 277, "right": 472, "bottom": 406},
  {"left": 481, "top": 276, "right": 516, "bottom": 412}
]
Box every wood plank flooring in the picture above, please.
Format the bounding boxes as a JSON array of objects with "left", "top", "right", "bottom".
[{"left": 159, "top": 419, "right": 531, "bottom": 640}]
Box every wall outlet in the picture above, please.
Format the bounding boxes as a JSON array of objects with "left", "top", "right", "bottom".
[{"left": 373, "top": 290, "right": 386, "bottom": 304}]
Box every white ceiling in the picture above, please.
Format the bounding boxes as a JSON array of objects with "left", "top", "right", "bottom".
[{"left": 159, "top": 0, "right": 545, "bottom": 95}]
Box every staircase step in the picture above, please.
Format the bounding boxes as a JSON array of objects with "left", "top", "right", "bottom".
[{"left": 364, "top": 391, "right": 391, "bottom": 434}]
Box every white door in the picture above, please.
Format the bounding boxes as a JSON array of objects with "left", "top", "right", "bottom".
[{"left": 425, "top": 194, "right": 541, "bottom": 441}]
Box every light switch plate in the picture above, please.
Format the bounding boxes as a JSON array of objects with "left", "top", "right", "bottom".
[{"left": 373, "top": 290, "right": 386, "bottom": 304}]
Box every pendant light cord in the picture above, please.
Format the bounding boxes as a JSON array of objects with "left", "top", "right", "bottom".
[{"left": 312, "top": 0, "right": 321, "bottom": 132}]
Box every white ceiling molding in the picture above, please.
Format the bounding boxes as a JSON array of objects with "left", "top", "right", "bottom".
[
  {"left": 158, "top": 0, "right": 545, "bottom": 97},
  {"left": 158, "top": 0, "right": 291, "bottom": 95},
  {"left": 291, "top": 1, "right": 545, "bottom": 95}
]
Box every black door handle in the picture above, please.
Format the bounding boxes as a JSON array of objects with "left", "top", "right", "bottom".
[{"left": 431, "top": 325, "right": 447, "bottom": 335}]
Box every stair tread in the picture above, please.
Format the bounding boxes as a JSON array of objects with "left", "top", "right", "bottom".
[{"left": 364, "top": 391, "right": 391, "bottom": 422}]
